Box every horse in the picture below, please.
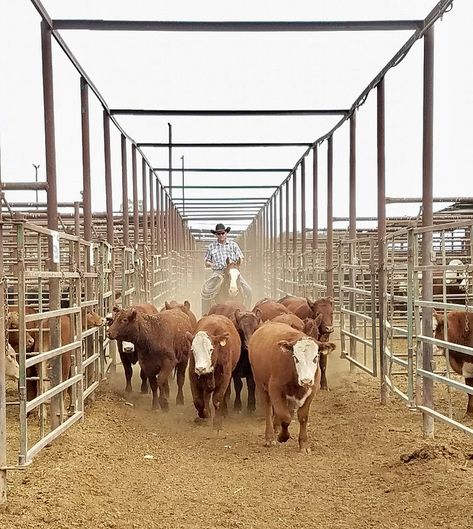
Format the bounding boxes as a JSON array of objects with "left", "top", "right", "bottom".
[{"left": 214, "top": 257, "right": 245, "bottom": 306}]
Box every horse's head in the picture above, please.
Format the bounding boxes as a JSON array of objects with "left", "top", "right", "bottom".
[{"left": 224, "top": 257, "right": 241, "bottom": 297}]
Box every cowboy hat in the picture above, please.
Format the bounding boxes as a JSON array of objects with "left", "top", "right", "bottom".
[{"left": 210, "top": 223, "right": 231, "bottom": 235}]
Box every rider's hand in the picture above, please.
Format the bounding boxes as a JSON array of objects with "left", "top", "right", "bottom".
[{"left": 205, "top": 260, "right": 212, "bottom": 269}]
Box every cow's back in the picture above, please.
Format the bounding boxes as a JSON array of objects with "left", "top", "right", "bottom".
[
  {"left": 252, "top": 301, "right": 290, "bottom": 322},
  {"left": 271, "top": 313, "right": 304, "bottom": 331},
  {"left": 249, "top": 322, "right": 303, "bottom": 385}
]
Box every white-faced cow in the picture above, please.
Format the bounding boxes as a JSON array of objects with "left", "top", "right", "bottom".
[
  {"left": 278, "top": 295, "right": 334, "bottom": 390},
  {"left": 433, "top": 310, "right": 473, "bottom": 416},
  {"left": 249, "top": 322, "right": 336, "bottom": 453},
  {"left": 186, "top": 314, "right": 241, "bottom": 430}
]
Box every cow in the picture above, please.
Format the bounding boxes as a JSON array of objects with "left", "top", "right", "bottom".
[
  {"left": 278, "top": 295, "right": 335, "bottom": 390},
  {"left": 161, "top": 300, "right": 197, "bottom": 330},
  {"left": 5, "top": 342, "right": 19, "bottom": 381},
  {"left": 107, "top": 307, "right": 192, "bottom": 410},
  {"left": 252, "top": 299, "right": 290, "bottom": 321},
  {"left": 270, "top": 313, "right": 323, "bottom": 341},
  {"left": 186, "top": 314, "right": 241, "bottom": 430},
  {"left": 209, "top": 301, "right": 261, "bottom": 413},
  {"left": 106, "top": 303, "right": 159, "bottom": 394},
  {"left": 433, "top": 310, "right": 473, "bottom": 416},
  {"left": 249, "top": 322, "right": 336, "bottom": 453}
]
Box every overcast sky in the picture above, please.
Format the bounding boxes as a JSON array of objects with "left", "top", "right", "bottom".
[{"left": 1, "top": 0, "right": 471, "bottom": 234}]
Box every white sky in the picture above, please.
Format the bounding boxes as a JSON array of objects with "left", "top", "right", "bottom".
[{"left": 1, "top": 0, "right": 472, "bottom": 235}]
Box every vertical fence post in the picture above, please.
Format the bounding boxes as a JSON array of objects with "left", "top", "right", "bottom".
[
  {"left": 312, "top": 145, "right": 318, "bottom": 251},
  {"left": 349, "top": 113, "right": 357, "bottom": 371},
  {"left": 41, "top": 19, "right": 61, "bottom": 429},
  {"left": 301, "top": 158, "right": 306, "bottom": 296},
  {"left": 422, "top": 26, "right": 435, "bottom": 438},
  {"left": 132, "top": 145, "right": 139, "bottom": 246},
  {"left": 0, "top": 204, "right": 7, "bottom": 503},
  {"left": 149, "top": 168, "right": 155, "bottom": 256},
  {"left": 103, "top": 111, "right": 114, "bottom": 246},
  {"left": 285, "top": 179, "right": 290, "bottom": 294},
  {"left": 121, "top": 135, "right": 129, "bottom": 247},
  {"left": 326, "top": 137, "right": 334, "bottom": 297},
  {"left": 377, "top": 78, "right": 388, "bottom": 404}
]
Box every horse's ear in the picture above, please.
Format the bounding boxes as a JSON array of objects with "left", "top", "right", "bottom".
[
  {"left": 226, "top": 257, "right": 231, "bottom": 265},
  {"left": 236, "top": 257, "right": 241, "bottom": 266},
  {"left": 184, "top": 300, "right": 191, "bottom": 310}
]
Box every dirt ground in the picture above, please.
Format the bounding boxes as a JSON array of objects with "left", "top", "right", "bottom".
[{"left": 2, "top": 349, "right": 473, "bottom": 529}]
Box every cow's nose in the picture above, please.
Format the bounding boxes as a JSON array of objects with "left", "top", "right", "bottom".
[
  {"left": 195, "top": 367, "right": 205, "bottom": 375},
  {"left": 300, "top": 379, "right": 313, "bottom": 387},
  {"left": 325, "top": 326, "right": 334, "bottom": 334}
]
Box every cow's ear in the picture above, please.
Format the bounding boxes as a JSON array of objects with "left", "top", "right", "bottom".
[
  {"left": 234, "top": 309, "right": 242, "bottom": 324},
  {"left": 218, "top": 332, "right": 230, "bottom": 347},
  {"left": 129, "top": 308, "right": 137, "bottom": 321},
  {"left": 255, "top": 308, "right": 262, "bottom": 322},
  {"left": 185, "top": 331, "right": 194, "bottom": 343},
  {"left": 319, "top": 341, "right": 336, "bottom": 355},
  {"left": 165, "top": 301, "right": 171, "bottom": 310},
  {"left": 278, "top": 340, "right": 293, "bottom": 354},
  {"left": 184, "top": 300, "right": 191, "bottom": 310},
  {"left": 307, "top": 298, "right": 316, "bottom": 310},
  {"left": 303, "top": 318, "right": 316, "bottom": 337},
  {"left": 433, "top": 310, "right": 442, "bottom": 323},
  {"left": 113, "top": 305, "right": 120, "bottom": 313}
]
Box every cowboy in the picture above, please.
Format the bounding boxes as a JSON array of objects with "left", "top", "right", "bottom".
[{"left": 201, "top": 223, "right": 252, "bottom": 315}]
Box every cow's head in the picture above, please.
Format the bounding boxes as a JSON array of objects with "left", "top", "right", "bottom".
[
  {"left": 86, "top": 310, "right": 105, "bottom": 328},
  {"left": 6, "top": 312, "right": 35, "bottom": 351},
  {"left": 5, "top": 343, "right": 19, "bottom": 380},
  {"left": 308, "top": 297, "right": 334, "bottom": 336},
  {"left": 107, "top": 307, "right": 138, "bottom": 341},
  {"left": 234, "top": 308, "right": 261, "bottom": 348},
  {"left": 278, "top": 337, "right": 336, "bottom": 388},
  {"left": 302, "top": 315, "right": 323, "bottom": 341},
  {"left": 186, "top": 330, "right": 229, "bottom": 375}
]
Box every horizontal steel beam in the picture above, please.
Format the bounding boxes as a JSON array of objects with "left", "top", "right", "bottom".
[
  {"left": 164, "top": 185, "right": 277, "bottom": 189},
  {"left": 386, "top": 196, "right": 473, "bottom": 204},
  {"left": 5, "top": 201, "right": 82, "bottom": 208},
  {"left": 172, "top": 196, "right": 269, "bottom": 200},
  {"left": 53, "top": 20, "right": 422, "bottom": 32},
  {"left": 184, "top": 216, "right": 255, "bottom": 220},
  {"left": 139, "top": 142, "right": 313, "bottom": 148},
  {"left": 155, "top": 168, "right": 290, "bottom": 172},
  {"left": 113, "top": 109, "right": 347, "bottom": 116},
  {"left": 1, "top": 182, "right": 49, "bottom": 191}
]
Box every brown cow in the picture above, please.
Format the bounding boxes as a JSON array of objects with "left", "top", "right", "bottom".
[
  {"left": 209, "top": 301, "right": 261, "bottom": 413},
  {"left": 162, "top": 300, "right": 197, "bottom": 330},
  {"left": 107, "top": 307, "right": 192, "bottom": 410},
  {"left": 271, "top": 313, "right": 304, "bottom": 330},
  {"left": 186, "top": 314, "right": 241, "bottom": 429},
  {"left": 279, "top": 295, "right": 334, "bottom": 390},
  {"left": 252, "top": 299, "right": 290, "bottom": 321},
  {"left": 107, "top": 303, "right": 159, "bottom": 394},
  {"left": 433, "top": 310, "right": 473, "bottom": 416},
  {"left": 249, "top": 322, "right": 336, "bottom": 453}
]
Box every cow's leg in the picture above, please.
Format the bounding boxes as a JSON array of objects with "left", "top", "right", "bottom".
[
  {"left": 189, "top": 374, "right": 206, "bottom": 420},
  {"left": 212, "top": 376, "right": 231, "bottom": 430},
  {"left": 268, "top": 385, "right": 292, "bottom": 444},
  {"left": 139, "top": 369, "right": 149, "bottom": 394},
  {"left": 221, "top": 384, "right": 231, "bottom": 418},
  {"left": 203, "top": 389, "right": 212, "bottom": 419},
  {"left": 148, "top": 375, "right": 159, "bottom": 410},
  {"left": 246, "top": 374, "right": 256, "bottom": 414},
  {"left": 156, "top": 358, "right": 174, "bottom": 412},
  {"left": 257, "top": 385, "right": 275, "bottom": 447},
  {"left": 119, "top": 350, "right": 134, "bottom": 393},
  {"left": 232, "top": 373, "right": 243, "bottom": 413},
  {"left": 175, "top": 359, "right": 188, "bottom": 405},
  {"left": 465, "top": 378, "right": 473, "bottom": 416},
  {"left": 319, "top": 353, "right": 329, "bottom": 391},
  {"left": 297, "top": 393, "right": 315, "bottom": 453}
]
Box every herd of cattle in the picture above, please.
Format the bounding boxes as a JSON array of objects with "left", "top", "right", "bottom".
[
  {"left": 3, "top": 293, "right": 473, "bottom": 448},
  {"left": 106, "top": 296, "right": 335, "bottom": 451}
]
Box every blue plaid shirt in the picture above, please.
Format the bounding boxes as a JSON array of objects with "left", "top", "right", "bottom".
[{"left": 204, "top": 240, "right": 244, "bottom": 271}]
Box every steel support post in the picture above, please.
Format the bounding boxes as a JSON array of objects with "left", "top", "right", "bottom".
[
  {"left": 377, "top": 79, "right": 388, "bottom": 404},
  {"left": 142, "top": 158, "right": 148, "bottom": 248},
  {"left": 0, "top": 202, "right": 7, "bottom": 502},
  {"left": 121, "top": 135, "right": 129, "bottom": 247},
  {"left": 349, "top": 113, "right": 357, "bottom": 371},
  {"left": 132, "top": 145, "right": 139, "bottom": 245},
  {"left": 103, "top": 111, "right": 114, "bottom": 245},
  {"left": 421, "top": 26, "right": 435, "bottom": 438},
  {"left": 312, "top": 145, "right": 318, "bottom": 251},
  {"left": 326, "top": 137, "right": 334, "bottom": 297},
  {"left": 149, "top": 168, "right": 155, "bottom": 255}
]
